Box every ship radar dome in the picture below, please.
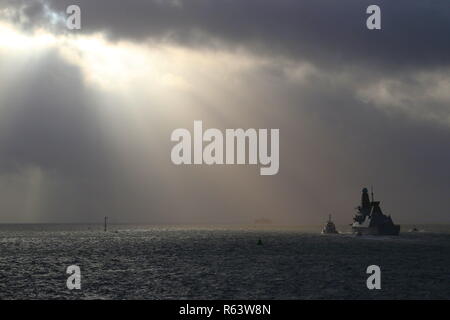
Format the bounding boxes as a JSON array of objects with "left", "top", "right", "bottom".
[{"left": 362, "top": 187, "right": 368, "bottom": 193}]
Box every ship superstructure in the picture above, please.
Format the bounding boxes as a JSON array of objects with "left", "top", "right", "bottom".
[{"left": 351, "top": 187, "right": 400, "bottom": 235}]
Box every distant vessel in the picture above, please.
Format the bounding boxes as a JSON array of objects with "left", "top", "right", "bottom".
[
  {"left": 254, "top": 218, "right": 273, "bottom": 225},
  {"left": 322, "top": 214, "right": 339, "bottom": 234},
  {"left": 351, "top": 187, "right": 400, "bottom": 235}
]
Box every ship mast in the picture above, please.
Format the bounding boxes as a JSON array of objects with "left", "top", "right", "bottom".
[
  {"left": 371, "top": 185, "right": 374, "bottom": 202},
  {"left": 104, "top": 216, "right": 108, "bottom": 232}
]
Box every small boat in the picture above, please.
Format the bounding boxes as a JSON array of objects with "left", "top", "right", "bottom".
[{"left": 322, "top": 214, "right": 339, "bottom": 234}]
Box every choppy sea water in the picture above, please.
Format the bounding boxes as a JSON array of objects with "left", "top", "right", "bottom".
[{"left": 0, "top": 224, "right": 449, "bottom": 300}]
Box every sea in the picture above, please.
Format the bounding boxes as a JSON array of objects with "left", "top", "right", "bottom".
[{"left": 0, "top": 224, "right": 449, "bottom": 300}]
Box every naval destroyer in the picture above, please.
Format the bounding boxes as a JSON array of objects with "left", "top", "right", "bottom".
[{"left": 351, "top": 187, "right": 400, "bottom": 235}]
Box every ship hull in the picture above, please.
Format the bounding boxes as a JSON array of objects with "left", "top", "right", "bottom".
[
  {"left": 321, "top": 229, "right": 339, "bottom": 234},
  {"left": 352, "top": 224, "right": 400, "bottom": 236}
]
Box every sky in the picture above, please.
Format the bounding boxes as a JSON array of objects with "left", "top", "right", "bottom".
[{"left": 0, "top": 0, "right": 449, "bottom": 224}]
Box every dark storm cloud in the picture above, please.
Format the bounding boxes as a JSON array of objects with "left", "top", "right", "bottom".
[{"left": 3, "top": 0, "right": 450, "bottom": 71}]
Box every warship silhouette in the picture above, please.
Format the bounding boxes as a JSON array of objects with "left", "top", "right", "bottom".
[
  {"left": 322, "top": 214, "right": 339, "bottom": 234},
  {"left": 351, "top": 187, "right": 400, "bottom": 235}
]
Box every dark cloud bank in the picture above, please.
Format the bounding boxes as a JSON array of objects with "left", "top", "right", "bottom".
[
  {"left": 0, "top": 0, "right": 449, "bottom": 224},
  {"left": 5, "top": 0, "right": 450, "bottom": 70}
]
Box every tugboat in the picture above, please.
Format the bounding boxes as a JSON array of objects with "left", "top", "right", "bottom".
[
  {"left": 322, "top": 214, "right": 339, "bottom": 234},
  {"left": 351, "top": 187, "right": 400, "bottom": 235}
]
